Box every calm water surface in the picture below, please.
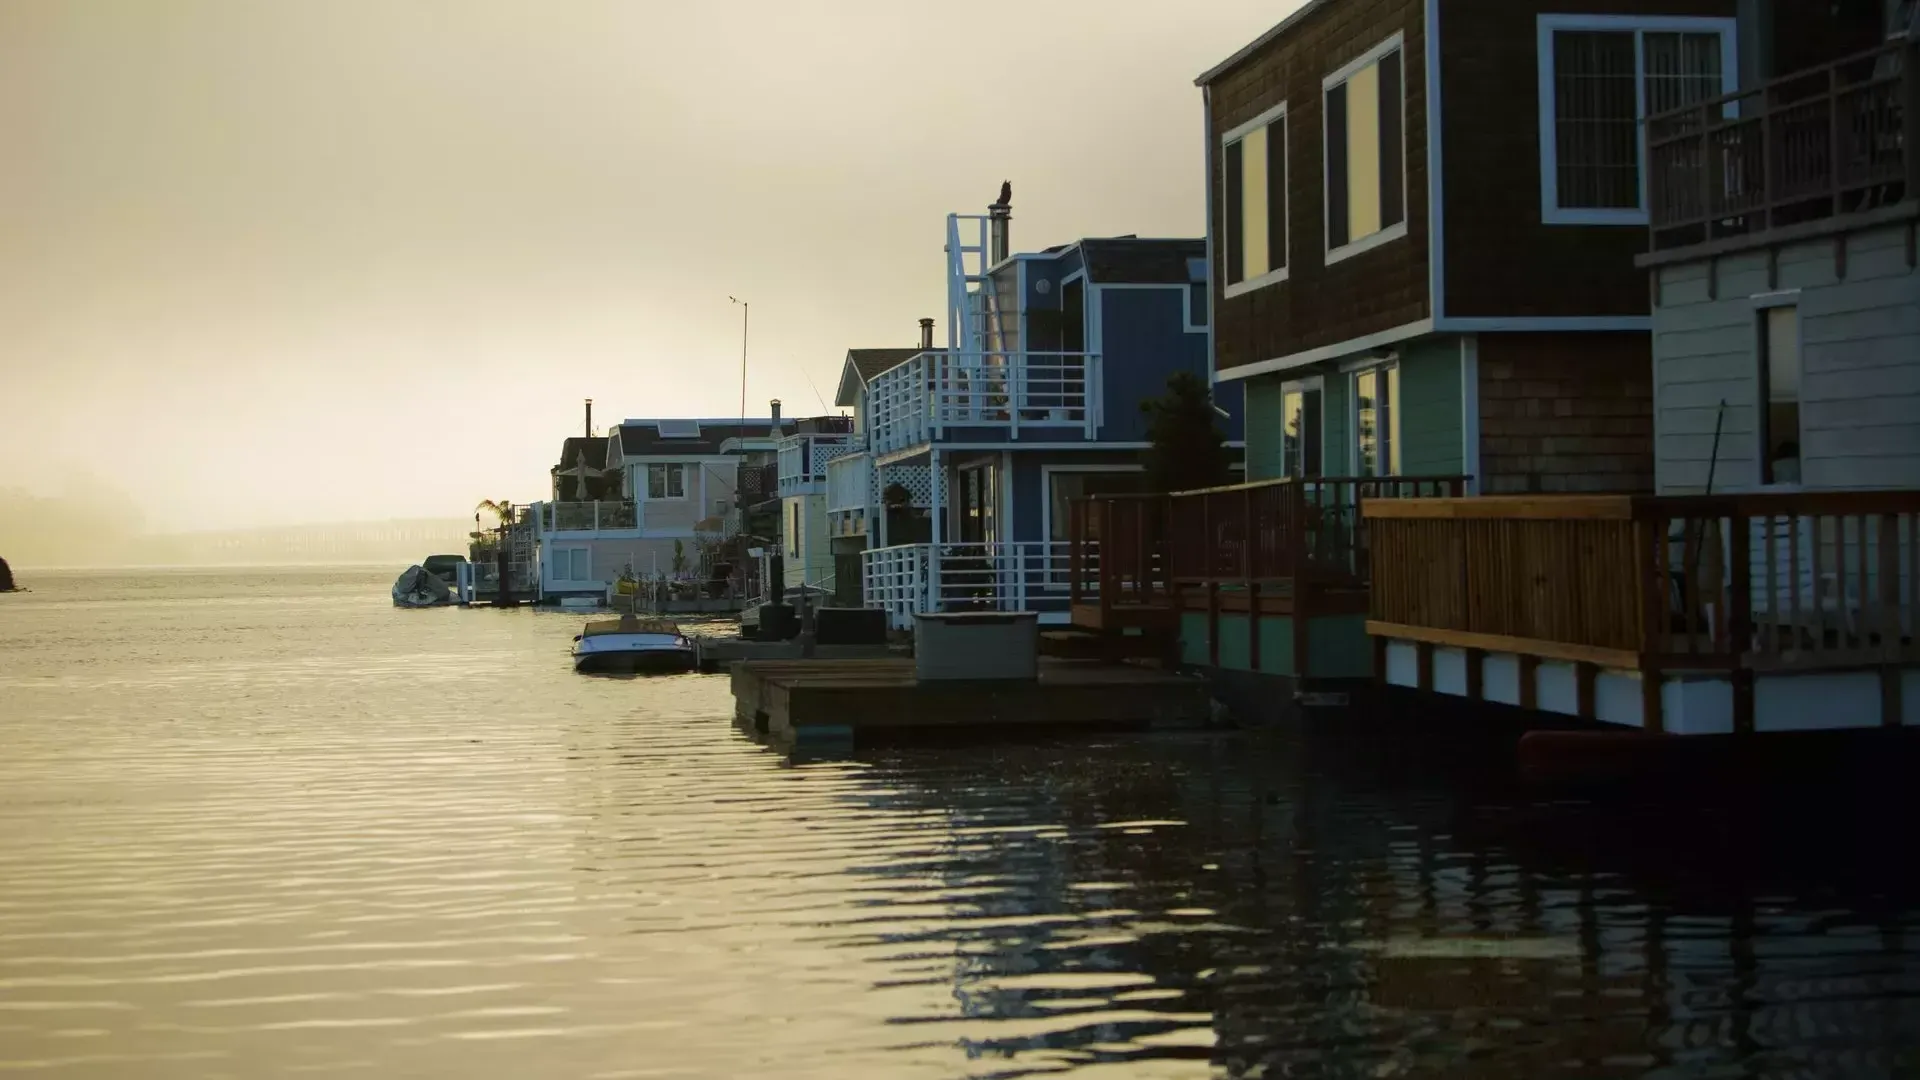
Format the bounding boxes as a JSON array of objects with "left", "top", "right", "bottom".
[{"left": 1, "top": 567, "right": 1917, "bottom": 1078}]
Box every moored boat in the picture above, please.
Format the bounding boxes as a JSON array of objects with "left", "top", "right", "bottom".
[
  {"left": 572, "top": 616, "right": 696, "bottom": 674},
  {"left": 392, "top": 565, "right": 454, "bottom": 608}
]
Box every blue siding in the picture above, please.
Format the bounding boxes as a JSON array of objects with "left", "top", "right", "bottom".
[
  {"left": 1006, "top": 449, "right": 1145, "bottom": 544},
  {"left": 1096, "top": 286, "right": 1239, "bottom": 443}
]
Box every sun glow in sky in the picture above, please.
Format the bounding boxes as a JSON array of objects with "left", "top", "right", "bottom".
[{"left": 1, "top": 0, "right": 1299, "bottom": 531}]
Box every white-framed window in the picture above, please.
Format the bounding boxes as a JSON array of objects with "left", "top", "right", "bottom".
[
  {"left": 1044, "top": 468, "right": 1147, "bottom": 544},
  {"left": 1351, "top": 364, "right": 1401, "bottom": 478},
  {"left": 646, "top": 463, "right": 686, "bottom": 499},
  {"left": 1755, "top": 297, "right": 1802, "bottom": 486},
  {"left": 1222, "top": 101, "right": 1289, "bottom": 297},
  {"left": 1184, "top": 256, "right": 1210, "bottom": 331},
  {"left": 552, "top": 548, "right": 591, "bottom": 582},
  {"left": 1280, "top": 377, "right": 1325, "bottom": 478},
  {"left": 1324, "top": 34, "right": 1407, "bottom": 265},
  {"left": 1536, "top": 15, "right": 1737, "bottom": 225}
]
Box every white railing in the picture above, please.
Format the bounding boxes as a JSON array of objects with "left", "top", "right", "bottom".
[
  {"left": 859, "top": 541, "right": 1088, "bottom": 630},
  {"left": 778, "top": 433, "right": 860, "bottom": 498},
  {"left": 826, "top": 450, "right": 871, "bottom": 513},
  {"left": 535, "top": 500, "right": 639, "bottom": 533},
  {"left": 866, "top": 350, "right": 1103, "bottom": 457}
]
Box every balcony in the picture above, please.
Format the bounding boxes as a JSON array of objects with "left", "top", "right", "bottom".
[
  {"left": 1647, "top": 38, "right": 1915, "bottom": 255},
  {"left": 867, "top": 350, "right": 1102, "bottom": 460},
  {"left": 826, "top": 450, "right": 872, "bottom": 537},
  {"left": 536, "top": 500, "right": 638, "bottom": 534},
  {"left": 736, "top": 461, "right": 777, "bottom": 508},
  {"left": 776, "top": 432, "right": 860, "bottom": 498},
  {"left": 860, "top": 541, "right": 1080, "bottom": 630},
  {"left": 1065, "top": 477, "right": 1470, "bottom": 634},
  {"left": 1365, "top": 491, "right": 1920, "bottom": 732}
]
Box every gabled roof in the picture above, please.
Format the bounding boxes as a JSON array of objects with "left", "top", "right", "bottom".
[
  {"left": 552, "top": 436, "right": 609, "bottom": 475},
  {"left": 1079, "top": 237, "right": 1207, "bottom": 284},
  {"left": 835, "top": 347, "right": 923, "bottom": 407},
  {"left": 1196, "top": 0, "right": 1338, "bottom": 86},
  {"left": 612, "top": 416, "right": 849, "bottom": 458}
]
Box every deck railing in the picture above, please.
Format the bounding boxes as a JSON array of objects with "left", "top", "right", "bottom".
[
  {"left": 540, "top": 500, "right": 638, "bottom": 532},
  {"left": 1367, "top": 492, "right": 1920, "bottom": 676},
  {"left": 866, "top": 350, "right": 1103, "bottom": 457},
  {"left": 859, "top": 541, "right": 1082, "bottom": 629},
  {"left": 1067, "top": 476, "right": 1471, "bottom": 622},
  {"left": 777, "top": 433, "right": 861, "bottom": 498},
  {"left": 1648, "top": 37, "right": 1916, "bottom": 252}
]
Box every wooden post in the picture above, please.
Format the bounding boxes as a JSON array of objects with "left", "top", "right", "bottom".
[
  {"left": 1642, "top": 667, "right": 1665, "bottom": 734},
  {"left": 1575, "top": 661, "right": 1597, "bottom": 720},
  {"left": 1519, "top": 654, "right": 1540, "bottom": 711},
  {"left": 1248, "top": 581, "right": 1261, "bottom": 672},
  {"left": 1465, "top": 647, "right": 1485, "bottom": 702},
  {"left": 1416, "top": 641, "right": 1434, "bottom": 692},
  {"left": 1207, "top": 581, "right": 1221, "bottom": 667},
  {"left": 1068, "top": 497, "right": 1083, "bottom": 608}
]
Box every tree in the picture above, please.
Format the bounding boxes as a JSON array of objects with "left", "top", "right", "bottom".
[{"left": 1140, "top": 371, "right": 1231, "bottom": 493}]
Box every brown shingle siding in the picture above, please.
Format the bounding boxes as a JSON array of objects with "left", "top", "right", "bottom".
[
  {"left": 1477, "top": 332, "right": 1654, "bottom": 493},
  {"left": 1208, "top": 0, "right": 1430, "bottom": 377}
]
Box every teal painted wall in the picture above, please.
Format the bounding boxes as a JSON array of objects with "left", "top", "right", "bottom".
[
  {"left": 1399, "top": 338, "right": 1465, "bottom": 477},
  {"left": 1179, "top": 611, "right": 1375, "bottom": 678},
  {"left": 1244, "top": 378, "right": 1286, "bottom": 482}
]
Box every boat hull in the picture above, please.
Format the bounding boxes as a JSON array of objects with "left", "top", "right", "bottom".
[{"left": 572, "top": 632, "right": 696, "bottom": 675}]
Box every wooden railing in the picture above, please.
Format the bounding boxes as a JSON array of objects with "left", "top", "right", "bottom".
[
  {"left": 1367, "top": 492, "right": 1920, "bottom": 675},
  {"left": 1648, "top": 38, "right": 1916, "bottom": 252},
  {"left": 1067, "top": 476, "right": 1471, "bottom": 620}
]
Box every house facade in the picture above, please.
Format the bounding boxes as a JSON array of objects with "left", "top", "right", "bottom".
[
  {"left": 1200, "top": 0, "right": 1741, "bottom": 497},
  {"left": 531, "top": 409, "right": 848, "bottom": 602},
  {"left": 829, "top": 197, "right": 1243, "bottom": 626},
  {"left": 1640, "top": 1, "right": 1918, "bottom": 494}
]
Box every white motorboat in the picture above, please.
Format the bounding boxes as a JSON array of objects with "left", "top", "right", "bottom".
[{"left": 572, "top": 616, "right": 696, "bottom": 674}]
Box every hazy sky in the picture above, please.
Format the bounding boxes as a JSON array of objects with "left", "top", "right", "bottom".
[{"left": 1, "top": 0, "right": 1297, "bottom": 531}]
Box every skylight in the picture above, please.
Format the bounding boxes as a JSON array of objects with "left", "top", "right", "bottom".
[{"left": 655, "top": 419, "right": 702, "bottom": 438}]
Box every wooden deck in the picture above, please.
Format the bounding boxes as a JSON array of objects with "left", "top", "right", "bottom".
[
  {"left": 729, "top": 658, "right": 1212, "bottom": 743},
  {"left": 691, "top": 635, "right": 898, "bottom": 673}
]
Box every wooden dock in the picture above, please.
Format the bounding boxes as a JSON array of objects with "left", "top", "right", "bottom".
[
  {"left": 730, "top": 658, "right": 1213, "bottom": 743},
  {"left": 692, "top": 636, "right": 900, "bottom": 673}
]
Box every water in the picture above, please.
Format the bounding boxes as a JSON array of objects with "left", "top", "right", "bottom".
[{"left": 2, "top": 567, "right": 1918, "bottom": 1078}]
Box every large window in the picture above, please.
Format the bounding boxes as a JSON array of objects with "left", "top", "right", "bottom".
[
  {"left": 646, "top": 463, "right": 686, "bottom": 499},
  {"left": 1353, "top": 365, "right": 1401, "bottom": 478},
  {"left": 1047, "top": 470, "right": 1145, "bottom": 543},
  {"left": 1758, "top": 304, "right": 1802, "bottom": 486},
  {"left": 1223, "top": 102, "right": 1288, "bottom": 296},
  {"left": 552, "top": 548, "right": 591, "bottom": 582},
  {"left": 1537, "top": 16, "right": 1736, "bottom": 224},
  {"left": 1324, "top": 35, "right": 1406, "bottom": 263},
  {"left": 1282, "top": 383, "right": 1324, "bottom": 478}
]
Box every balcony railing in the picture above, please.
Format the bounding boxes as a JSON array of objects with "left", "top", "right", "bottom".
[
  {"left": 867, "top": 350, "right": 1102, "bottom": 457},
  {"left": 737, "top": 461, "right": 777, "bottom": 506},
  {"left": 1366, "top": 491, "right": 1920, "bottom": 679},
  {"left": 860, "top": 541, "right": 1081, "bottom": 630},
  {"left": 1067, "top": 477, "right": 1471, "bottom": 626},
  {"left": 1649, "top": 38, "right": 1916, "bottom": 252},
  {"left": 777, "top": 433, "right": 861, "bottom": 498},
  {"left": 538, "top": 500, "right": 638, "bottom": 532}
]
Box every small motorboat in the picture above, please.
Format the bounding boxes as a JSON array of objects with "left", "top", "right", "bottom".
[
  {"left": 392, "top": 564, "right": 454, "bottom": 608},
  {"left": 572, "top": 616, "right": 696, "bottom": 674}
]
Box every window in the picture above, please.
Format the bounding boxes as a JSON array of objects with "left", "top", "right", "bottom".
[
  {"left": 1353, "top": 365, "right": 1400, "bottom": 477},
  {"left": 1758, "top": 304, "right": 1801, "bottom": 486},
  {"left": 1187, "top": 282, "right": 1209, "bottom": 329},
  {"left": 1324, "top": 36, "right": 1406, "bottom": 262},
  {"left": 789, "top": 502, "right": 801, "bottom": 557},
  {"left": 553, "top": 548, "right": 590, "bottom": 582},
  {"left": 1538, "top": 16, "right": 1736, "bottom": 223},
  {"left": 1047, "top": 470, "right": 1146, "bottom": 542},
  {"left": 1282, "top": 384, "right": 1324, "bottom": 478},
  {"left": 646, "top": 463, "right": 686, "bottom": 499},
  {"left": 1223, "top": 102, "right": 1288, "bottom": 295}
]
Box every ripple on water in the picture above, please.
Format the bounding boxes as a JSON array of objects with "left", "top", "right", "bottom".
[{"left": 2, "top": 568, "right": 1920, "bottom": 1078}]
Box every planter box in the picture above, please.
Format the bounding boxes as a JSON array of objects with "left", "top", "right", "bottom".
[{"left": 913, "top": 611, "right": 1038, "bottom": 682}]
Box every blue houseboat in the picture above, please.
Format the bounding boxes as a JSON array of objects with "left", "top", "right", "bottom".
[{"left": 827, "top": 190, "right": 1243, "bottom": 626}]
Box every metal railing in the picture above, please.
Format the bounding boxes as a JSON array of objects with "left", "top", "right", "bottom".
[
  {"left": 866, "top": 350, "right": 1103, "bottom": 457},
  {"left": 538, "top": 500, "right": 638, "bottom": 532},
  {"left": 859, "top": 541, "right": 1081, "bottom": 630},
  {"left": 1649, "top": 37, "right": 1916, "bottom": 251}
]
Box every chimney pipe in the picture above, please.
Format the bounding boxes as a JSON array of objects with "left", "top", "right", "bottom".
[
  {"left": 988, "top": 204, "right": 1010, "bottom": 264},
  {"left": 584, "top": 398, "right": 593, "bottom": 438},
  {"left": 769, "top": 398, "right": 782, "bottom": 431},
  {"left": 918, "top": 318, "right": 934, "bottom": 350}
]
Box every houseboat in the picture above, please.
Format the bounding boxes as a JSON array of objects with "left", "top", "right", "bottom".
[
  {"left": 825, "top": 190, "right": 1244, "bottom": 629},
  {"left": 1363, "top": 3, "right": 1920, "bottom": 735}
]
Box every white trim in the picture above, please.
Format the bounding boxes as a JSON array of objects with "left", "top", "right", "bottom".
[
  {"left": 1039, "top": 463, "right": 1145, "bottom": 547},
  {"left": 1749, "top": 288, "right": 1802, "bottom": 309},
  {"left": 1221, "top": 100, "right": 1291, "bottom": 299},
  {"left": 1323, "top": 31, "right": 1410, "bottom": 265},
  {"left": 1196, "top": 0, "right": 1338, "bottom": 86},
  {"left": 1459, "top": 334, "right": 1480, "bottom": 494},
  {"left": 1346, "top": 359, "right": 1403, "bottom": 477},
  {"left": 1203, "top": 84, "right": 1218, "bottom": 386},
  {"left": 1434, "top": 315, "right": 1653, "bottom": 332},
  {"left": 1426, "top": 0, "right": 1446, "bottom": 322},
  {"left": 1755, "top": 299, "right": 1804, "bottom": 488},
  {"left": 1182, "top": 281, "right": 1209, "bottom": 333},
  {"left": 1337, "top": 350, "right": 1400, "bottom": 374},
  {"left": 1094, "top": 282, "right": 1183, "bottom": 290},
  {"left": 1276, "top": 374, "right": 1327, "bottom": 479},
  {"left": 1536, "top": 14, "right": 1740, "bottom": 226},
  {"left": 1214, "top": 318, "right": 1435, "bottom": 382}
]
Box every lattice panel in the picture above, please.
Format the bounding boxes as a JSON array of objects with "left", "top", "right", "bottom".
[{"left": 874, "top": 464, "right": 933, "bottom": 508}]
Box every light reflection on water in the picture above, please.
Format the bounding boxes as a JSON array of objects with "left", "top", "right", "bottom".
[{"left": 1, "top": 567, "right": 1917, "bottom": 1078}]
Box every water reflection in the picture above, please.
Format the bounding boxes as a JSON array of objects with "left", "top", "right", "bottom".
[{"left": 1, "top": 569, "right": 1917, "bottom": 1078}]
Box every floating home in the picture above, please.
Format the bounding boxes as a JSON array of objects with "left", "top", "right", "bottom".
[{"left": 1367, "top": 4, "right": 1920, "bottom": 734}]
